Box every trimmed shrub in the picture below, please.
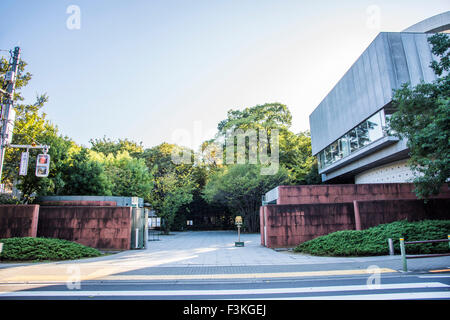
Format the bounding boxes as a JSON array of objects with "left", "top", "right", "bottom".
[
  {"left": 294, "top": 220, "right": 450, "bottom": 256},
  {"left": 0, "top": 237, "right": 102, "bottom": 261}
]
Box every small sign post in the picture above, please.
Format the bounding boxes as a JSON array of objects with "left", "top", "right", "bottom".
[
  {"left": 235, "top": 216, "right": 244, "bottom": 247},
  {"left": 19, "top": 151, "right": 29, "bottom": 176}
]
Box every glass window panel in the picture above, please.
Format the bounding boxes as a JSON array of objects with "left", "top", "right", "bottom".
[
  {"left": 321, "top": 151, "right": 325, "bottom": 169},
  {"left": 348, "top": 128, "right": 358, "bottom": 153},
  {"left": 384, "top": 113, "right": 396, "bottom": 135},
  {"left": 330, "top": 141, "right": 339, "bottom": 163},
  {"left": 324, "top": 146, "right": 332, "bottom": 166},
  {"left": 356, "top": 121, "right": 370, "bottom": 148},
  {"left": 317, "top": 152, "right": 321, "bottom": 170},
  {"left": 367, "top": 112, "right": 383, "bottom": 142},
  {"left": 339, "top": 134, "right": 350, "bottom": 158},
  {"left": 318, "top": 151, "right": 324, "bottom": 169}
]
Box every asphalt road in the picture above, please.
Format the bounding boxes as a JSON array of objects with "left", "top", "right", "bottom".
[{"left": 1, "top": 269, "right": 449, "bottom": 300}]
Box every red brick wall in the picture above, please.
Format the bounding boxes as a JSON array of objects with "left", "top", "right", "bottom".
[
  {"left": 261, "top": 199, "right": 450, "bottom": 248},
  {"left": 276, "top": 183, "right": 450, "bottom": 205},
  {"left": 357, "top": 198, "right": 450, "bottom": 229},
  {"left": 261, "top": 203, "right": 355, "bottom": 248},
  {"left": 37, "top": 206, "right": 132, "bottom": 250},
  {"left": 0, "top": 205, "right": 39, "bottom": 238}
]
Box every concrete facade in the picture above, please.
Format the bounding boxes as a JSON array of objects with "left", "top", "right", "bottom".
[
  {"left": 309, "top": 12, "right": 450, "bottom": 183},
  {"left": 354, "top": 159, "right": 415, "bottom": 184},
  {"left": 310, "top": 32, "right": 437, "bottom": 155},
  {"left": 403, "top": 11, "right": 450, "bottom": 33}
]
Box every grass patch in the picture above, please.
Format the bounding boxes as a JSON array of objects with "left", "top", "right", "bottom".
[
  {"left": 0, "top": 237, "right": 103, "bottom": 262},
  {"left": 294, "top": 220, "right": 450, "bottom": 257}
]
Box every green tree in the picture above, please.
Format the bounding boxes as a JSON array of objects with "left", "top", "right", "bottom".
[
  {"left": 0, "top": 54, "right": 32, "bottom": 105},
  {"left": 58, "top": 148, "right": 112, "bottom": 196},
  {"left": 158, "top": 172, "right": 195, "bottom": 234},
  {"left": 2, "top": 96, "right": 61, "bottom": 198},
  {"left": 1, "top": 68, "right": 112, "bottom": 200},
  {"left": 141, "top": 142, "right": 181, "bottom": 176},
  {"left": 213, "top": 102, "right": 319, "bottom": 183},
  {"left": 141, "top": 143, "right": 196, "bottom": 233},
  {"left": 216, "top": 103, "right": 290, "bottom": 166},
  {"left": 16, "top": 134, "right": 75, "bottom": 201},
  {"left": 1, "top": 55, "right": 148, "bottom": 202},
  {"left": 202, "top": 164, "right": 290, "bottom": 232},
  {"left": 389, "top": 33, "right": 450, "bottom": 199},
  {"left": 280, "top": 131, "right": 321, "bottom": 184},
  {"left": 201, "top": 103, "right": 321, "bottom": 231},
  {"left": 1, "top": 56, "right": 58, "bottom": 198},
  {"left": 90, "top": 151, "right": 153, "bottom": 201},
  {"left": 218, "top": 102, "right": 292, "bottom": 133},
  {"left": 89, "top": 137, "right": 144, "bottom": 157},
  {"left": 14, "top": 133, "right": 114, "bottom": 201}
]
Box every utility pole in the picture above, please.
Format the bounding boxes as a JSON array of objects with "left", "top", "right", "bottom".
[{"left": 0, "top": 47, "right": 21, "bottom": 192}]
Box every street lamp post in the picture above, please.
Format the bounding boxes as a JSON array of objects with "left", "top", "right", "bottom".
[{"left": 235, "top": 216, "right": 244, "bottom": 247}]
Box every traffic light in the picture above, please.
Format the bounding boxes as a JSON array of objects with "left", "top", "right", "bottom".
[{"left": 35, "top": 154, "right": 50, "bottom": 177}]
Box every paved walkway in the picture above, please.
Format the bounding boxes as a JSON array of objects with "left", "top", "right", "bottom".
[
  {"left": 145, "top": 230, "right": 296, "bottom": 266},
  {"left": 142, "top": 231, "right": 398, "bottom": 266}
]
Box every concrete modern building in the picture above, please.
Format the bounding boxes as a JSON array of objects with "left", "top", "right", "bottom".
[{"left": 309, "top": 12, "right": 450, "bottom": 183}]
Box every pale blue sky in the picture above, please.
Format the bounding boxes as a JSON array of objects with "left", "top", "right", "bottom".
[{"left": 1, "top": 1, "right": 449, "bottom": 150}]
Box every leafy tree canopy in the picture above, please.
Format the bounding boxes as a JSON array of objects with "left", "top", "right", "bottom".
[
  {"left": 217, "top": 102, "right": 292, "bottom": 134},
  {"left": 89, "top": 137, "right": 144, "bottom": 157},
  {"left": 89, "top": 150, "right": 153, "bottom": 201},
  {"left": 202, "top": 164, "right": 290, "bottom": 232},
  {"left": 389, "top": 33, "right": 450, "bottom": 199}
]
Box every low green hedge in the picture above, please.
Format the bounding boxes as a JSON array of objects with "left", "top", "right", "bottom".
[
  {"left": 294, "top": 220, "right": 450, "bottom": 257},
  {"left": 0, "top": 237, "right": 102, "bottom": 262}
]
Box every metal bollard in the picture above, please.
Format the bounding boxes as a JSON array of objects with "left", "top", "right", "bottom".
[
  {"left": 144, "top": 226, "right": 148, "bottom": 249},
  {"left": 135, "top": 228, "right": 139, "bottom": 249},
  {"left": 387, "top": 238, "right": 394, "bottom": 256},
  {"left": 0, "top": 242, "right": 3, "bottom": 255},
  {"left": 400, "top": 238, "right": 407, "bottom": 272}
]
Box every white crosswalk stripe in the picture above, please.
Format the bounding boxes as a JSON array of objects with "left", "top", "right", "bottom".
[
  {"left": 0, "top": 282, "right": 449, "bottom": 299},
  {"left": 271, "top": 291, "right": 450, "bottom": 300}
]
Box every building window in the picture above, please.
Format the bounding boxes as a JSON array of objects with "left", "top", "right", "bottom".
[
  {"left": 339, "top": 134, "right": 350, "bottom": 158},
  {"left": 329, "top": 141, "right": 340, "bottom": 162},
  {"left": 348, "top": 128, "right": 359, "bottom": 152},
  {"left": 356, "top": 121, "right": 370, "bottom": 148},
  {"left": 318, "top": 151, "right": 325, "bottom": 169},
  {"left": 317, "top": 109, "right": 387, "bottom": 170},
  {"left": 324, "top": 146, "right": 332, "bottom": 166},
  {"left": 367, "top": 112, "right": 383, "bottom": 141}
]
